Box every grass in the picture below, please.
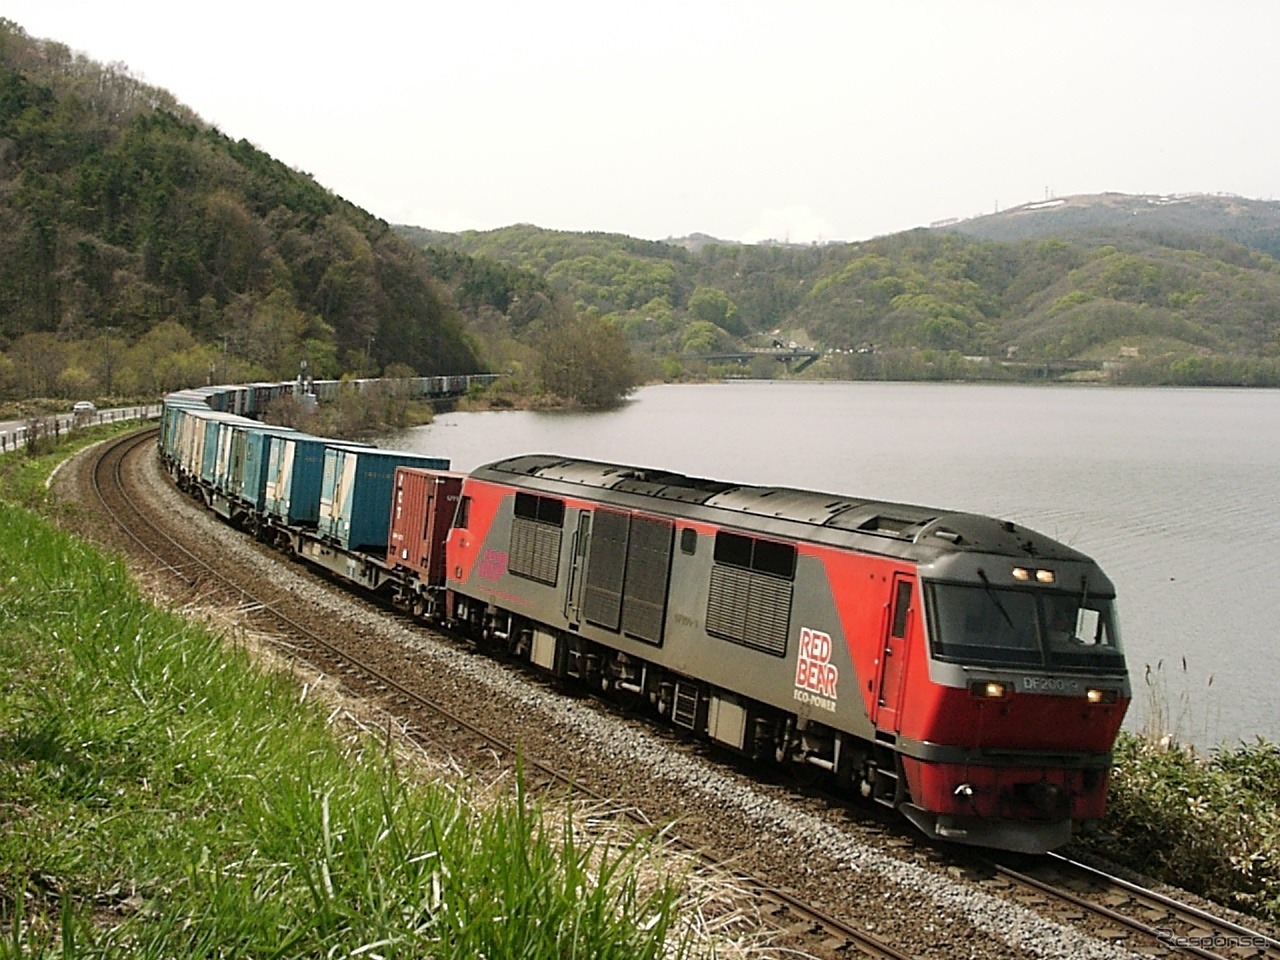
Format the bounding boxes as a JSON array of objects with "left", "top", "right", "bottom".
[
  {"left": 0, "top": 419, "right": 143, "bottom": 514},
  {"left": 0, "top": 432, "right": 701, "bottom": 958}
]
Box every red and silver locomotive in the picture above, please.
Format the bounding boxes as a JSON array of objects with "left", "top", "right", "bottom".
[{"left": 413, "top": 455, "right": 1130, "bottom": 854}]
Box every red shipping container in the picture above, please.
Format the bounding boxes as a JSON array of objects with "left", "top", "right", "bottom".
[{"left": 387, "top": 467, "right": 464, "bottom": 586}]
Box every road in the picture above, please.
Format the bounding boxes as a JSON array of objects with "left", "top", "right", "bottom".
[{"left": 0, "top": 405, "right": 160, "bottom": 453}]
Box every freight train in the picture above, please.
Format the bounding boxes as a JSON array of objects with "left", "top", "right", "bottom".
[{"left": 160, "top": 379, "right": 1131, "bottom": 854}]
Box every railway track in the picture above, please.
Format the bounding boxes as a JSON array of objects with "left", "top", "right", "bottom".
[
  {"left": 85, "top": 429, "right": 1280, "bottom": 960},
  {"left": 791, "top": 786, "right": 1280, "bottom": 960},
  {"left": 88, "top": 428, "right": 919, "bottom": 960},
  {"left": 990, "top": 852, "right": 1279, "bottom": 960}
]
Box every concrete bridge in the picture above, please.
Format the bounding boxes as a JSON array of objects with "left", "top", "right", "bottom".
[
  {"left": 686, "top": 347, "right": 823, "bottom": 373},
  {"left": 1000, "top": 358, "right": 1105, "bottom": 379}
]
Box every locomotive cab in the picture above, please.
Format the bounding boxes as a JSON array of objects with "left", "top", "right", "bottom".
[{"left": 888, "top": 518, "right": 1131, "bottom": 852}]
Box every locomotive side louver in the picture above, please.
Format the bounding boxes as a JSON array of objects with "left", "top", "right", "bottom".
[
  {"left": 620, "top": 515, "right": 674, "bottom": 646},
  {"left": 508, "top": 518, "right": 561, "bottom": 585},
  {"left": 583, "top": 509, "right": 630, "bottom": 630},
  {"left": 706, "top": 565, "right": 792, "bottom": 657},
  {"left": 507, "top": 492, "right": 565, "bottom": 586}
]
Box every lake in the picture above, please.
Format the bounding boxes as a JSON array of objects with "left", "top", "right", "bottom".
[{"left": 387, "top": 381, "right": 1280, "bottom": 750}]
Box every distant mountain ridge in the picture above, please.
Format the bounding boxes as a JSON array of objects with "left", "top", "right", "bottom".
[
  {"left": 939, "top": 192, "right": 1280, "bottom": 257},
  {"left": 664, "top": 232, "right": 740, "bottom": 253},
  {"left": 401, "top": 198, "right": 1280, "bottom": 387}
]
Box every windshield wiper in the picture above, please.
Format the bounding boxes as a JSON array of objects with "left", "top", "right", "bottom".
[
  {"left": 1077, "top": 575, "right": 1090, "bottom": 643},
  {"left": 977, "top": 568, "right": 1015, "bottom": 629}
]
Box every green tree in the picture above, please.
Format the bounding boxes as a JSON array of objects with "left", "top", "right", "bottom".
[
  {"left": 121, "top": 320, "right": 224, "bottom": 394},
  {"left": 226, "top": 287, "right": 315, "bottom": 376},
  {"left": 918, "top": 315, "right": 970, "bottom": 352},
  {"left": 5, "top": 333, "right": 67, "bottom": 397},
  {"left": 679, "top": 320, "right": 724, "bottom": 354},
  {"left": 535, "top": 315, "right": 636, "bottom": 408},
  {"left": 688, "top": 286, "right": 742, "bottom": 334},
  {"left": 0, "top": 352, "right": 13, "bottom": 397}
]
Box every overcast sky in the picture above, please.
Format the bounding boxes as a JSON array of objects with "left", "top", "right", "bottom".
[{"left": 6, "top": 1, "right": 1279, "bottom": 244}]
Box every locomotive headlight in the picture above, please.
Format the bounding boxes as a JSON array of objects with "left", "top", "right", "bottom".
[
  {"left": 1086, "top": 687, "right": 1118, "bottom": 704},
  {"left": 1012, "top": 567, "right": 1055, "bottom": 583},
  {"left": 969, "top": 680, "right": 1007, "bottom": 698}
]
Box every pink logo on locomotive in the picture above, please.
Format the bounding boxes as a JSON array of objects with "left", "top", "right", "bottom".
[
  {"left": 795, "top": 627, "right": 839, "bottom": 702},
  {"left": 476, "top": 550, "right": 508, "bottom": 582}
]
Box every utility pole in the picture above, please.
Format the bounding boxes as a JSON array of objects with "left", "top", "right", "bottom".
[{"left": 103, "top": 327, "right": 118, "bottom": 395}]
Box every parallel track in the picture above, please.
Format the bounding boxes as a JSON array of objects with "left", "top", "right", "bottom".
[
  {"left": 991, "top": 852, "right": 1280, "bottom": 959},
  {"left": 89, "top": 428, "right": 917, "bottom": 960}
]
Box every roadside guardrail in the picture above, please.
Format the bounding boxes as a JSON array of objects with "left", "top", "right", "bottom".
[{"left": 0, "top": 405, "right": 162, "bottom": 454}]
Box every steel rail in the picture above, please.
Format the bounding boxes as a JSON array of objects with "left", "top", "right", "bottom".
[
  {"left": 90, "top": 427, "right": 194, "bottom": 585},
  {"left": 1048, "top": 852, "right": 1280, "bottom": 948},
  {"left": 994, "top": 854, "right": 1278, "bottom": 960}
]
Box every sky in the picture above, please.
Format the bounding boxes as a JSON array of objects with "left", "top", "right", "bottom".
[{"left": 5, "top": 1, "right": 1280, "bottom": 244}]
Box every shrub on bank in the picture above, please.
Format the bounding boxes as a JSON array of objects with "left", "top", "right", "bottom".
[
  {"left": 264, "top": 384, "right": 435, "bottom": 440},
  {"left": 1087, "top": 733, "right": 1280, "bottom": 922}
]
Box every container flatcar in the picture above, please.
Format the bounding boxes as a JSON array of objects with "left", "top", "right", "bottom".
[
  {"left": 265, "top": 434, "right": 327, "bottom": 527},
  {"left": 222, "top": 423, "right": 300, "bottom": 518}
]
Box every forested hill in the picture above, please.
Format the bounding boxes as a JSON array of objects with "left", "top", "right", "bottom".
[
  {"left": 0, "top": 20, "right": 479, "bottom": 397},
  {"left": 941, "top": 193, "right": 1280, "bottom": 258},
  {"left": 400, "top": 208, "right": 1280, "bottom": 386}
]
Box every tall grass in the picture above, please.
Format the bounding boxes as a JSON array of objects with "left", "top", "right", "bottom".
[
  {"left": 0, "top": 500, "right": 693, "bottom": 957},
  {"left": 0, "top": 419, "right": 142, "bottom": 513},
  {"left": 1137, "top": 656, "right": 1220, "bottom": 748}
]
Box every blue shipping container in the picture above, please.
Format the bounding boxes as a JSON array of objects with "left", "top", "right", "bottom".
[{"left": 318, "top": 446, "right": 450, "bottom": 553}]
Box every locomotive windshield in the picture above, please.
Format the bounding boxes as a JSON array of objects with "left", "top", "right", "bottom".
[{"left": 926, "top": 582, "right": 1124, "bottom": 672}]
